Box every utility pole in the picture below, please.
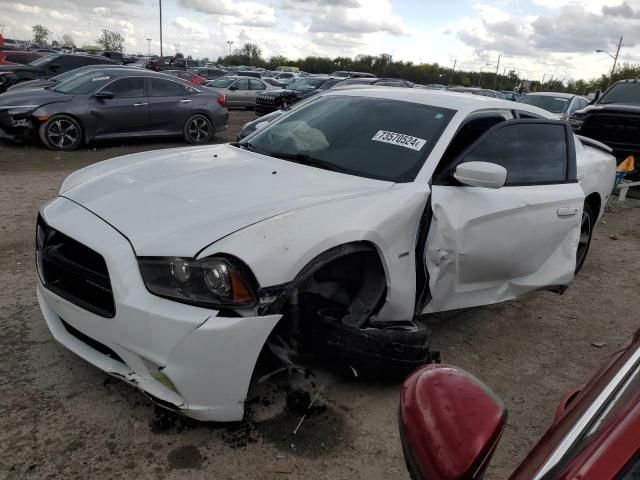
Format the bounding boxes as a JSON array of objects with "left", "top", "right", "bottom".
[
  {"left": 493, "top": 54, "right": 501, "bottom": 90},
  {"left": 448, "top": 59, "right": 457, "bottom": 86},
  {"left": 159, "top": 0, "right": 163, "bottom": 60},
  {"left": 610, "top": 36, "right": 623, "bottom": 83}
]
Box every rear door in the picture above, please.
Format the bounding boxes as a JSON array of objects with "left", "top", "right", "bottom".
[
  {"left": 422, "top": 119, "right": 585, "bottom": 313},
  {"left": 147, "top": 77, "right": 194, "bottom": 133},
  {"left": 227, "top": 78, "right": 251, "bottom": 107},
  {"left": 91, "top": 76, "right": 148, "bottom": 137}
]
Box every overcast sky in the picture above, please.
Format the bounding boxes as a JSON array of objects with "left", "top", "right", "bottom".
[{"left": 2, "top": 0, "right": 640, "bottom": 81}]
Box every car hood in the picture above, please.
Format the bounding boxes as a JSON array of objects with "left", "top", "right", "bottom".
[
  {"left": 60, "top": 144, "right": 392, "bottom": 257},
  {"left": 0, "top": 88, "right": 72, "bottom": 108},
  {"left": 577, "top": 103, "right": 640, "bottom": 116}
]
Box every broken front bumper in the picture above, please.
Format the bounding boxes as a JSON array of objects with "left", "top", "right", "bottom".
[{"left": 37, "top": 197, "right": 281, "bottom": 421}]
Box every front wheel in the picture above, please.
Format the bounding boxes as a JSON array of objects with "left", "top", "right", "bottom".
[
  {"left": 39, "top": 115, "right": 83, "bottom": 151},
  {"left": 183, "top": 114, "right": 213, "bottom": 144},
  {"left": 575, "top": 203, "right": 594, "bottom": 274}
]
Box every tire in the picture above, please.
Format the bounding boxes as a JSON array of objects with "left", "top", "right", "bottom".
[
  {"left": 183, "top": 114, "right": 213, "bottom": 144},
  {"left": 39, "top": 115, "right": 83, "bottom": 151},
  {"left": 575, "top": 202, "right": 594, "bottom": 274}
]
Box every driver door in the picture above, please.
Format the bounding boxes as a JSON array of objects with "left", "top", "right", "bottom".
[{"left": 422, "top": 119, "right": 585, "bottom": 314}]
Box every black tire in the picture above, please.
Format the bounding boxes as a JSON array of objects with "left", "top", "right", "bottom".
[
  {"left": 575, "top": 202, "right": 594, "bottom": 274},
  {"left": 39, "top": 115, "right": 83, "bottom": 151},
  {"left": 183, "top": 114, "right": 213, "bottom": 144}
]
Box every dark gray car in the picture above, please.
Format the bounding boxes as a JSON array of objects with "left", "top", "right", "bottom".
[
  {"left": 0, "top": 68, "right": 228, "bottom": 150},
  {"left": 6, "top": 64, "right": 128, "bottom": 92}
]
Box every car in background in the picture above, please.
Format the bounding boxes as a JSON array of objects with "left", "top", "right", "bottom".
[
  {"left": 205, "top": 76, "right": 276, "bottom": 108},
  {"left": 99, "top": 51, "right": 125, "bottom": 64},
  {"left": 0, "top": 53, "right": 117, "bottom": 93},
  {"left": 273, "top": 71, "right": 298, "bottom": 85},
  {"left": 0, "top": 68, "right": 228, "bottom": 150},
  {"left": 263, "top": 77, "right": 285, "bottom": 88},
  {"left": 399, "top": 327, "right": 640, "bottom": 479},
  {"left": 333, "top": 77, "right": 414, "bottom": 88},
  {"left": 0, "top": 50, "right": 44, "bottom": 66},
  {"left": 422, "top": 83, "right": 447, "bottom": 90},
  {"left": 501, "top": 90, "right": 522, "bottom": 101},
  {"left": 233, "top": 71, "right": 263, "bottom": 79},
  {"left": 236, "top": 108, "right": 285, "bottom": 140},
  {"left": 331, "top": 70, "right": 377, "bottom": 78},
  {"left": 163, "top": 69, "right": 207, "bottom": 85},
  {"left": 191, "top": 67, "right": 227, "bottom": 80},
  {"left": 448, "top": 87, "right": 504, "bottom": 98},
  {"left": 569, "top": 79, "right": 640, "bottom": 181},
  {"left": 6, "top": 64, "right": 126, "bottom": 91},
  {"left": 518, "top": 92, "right": 589, "bottom": 120},
  {"left": 255, "top": 76, "right": 343, "bottom": 116},
  {"left": 275, "top": 66, "right": 299, "bottom": 73}
]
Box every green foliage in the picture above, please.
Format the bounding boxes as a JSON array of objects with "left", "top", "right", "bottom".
[
  {"left": 32, "top": 24, "right": 50, "bottom": 46},
  {"left": 61, "top": 34, "right": 76, "bottom": 48},
  {"left": 96, "top": 30, "right": 124, "bottom": 52}
]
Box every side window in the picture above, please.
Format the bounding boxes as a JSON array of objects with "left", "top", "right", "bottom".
[
  {"left": 150, "top": 79, "right": 184, "bottom": 97},
  {"left": 459, "top": 123, "right": 569, "bottom": 185},
  {"left": 579, "top": 99, "right": 588, "bottom": 110},
  {"left": 108, "top": 77, "right": 145, "bottom": 98},
  {"left": 233, "top": 79, "right": 250, "bottom": 90},
  {"left": 250, "top": 79, "right": 266, "bottom": 90},
  {"left": 569, "top": 99, "right": 580, "bottom": 114}
]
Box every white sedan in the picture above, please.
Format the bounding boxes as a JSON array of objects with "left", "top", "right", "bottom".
[{"left": 36, "top": 88, "right": 616, "bottom": 421}]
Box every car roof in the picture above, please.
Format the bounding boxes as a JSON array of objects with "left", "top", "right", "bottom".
[
  {"left": 322, "top": 87, "right": 554, "bottom": 118},
  {"left": 525, "top": 92, "right": 576, "bottom": 98}
]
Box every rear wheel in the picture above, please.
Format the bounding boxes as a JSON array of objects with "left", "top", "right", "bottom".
[
  {"left": 39, "top": 115, "right": 82, "bottom": 151},
  {"left": 183, "top": 114, "right": 213, "bottom": 144},
  {"left": 575, "top": 203, "right": 594, "bottom": 274}
]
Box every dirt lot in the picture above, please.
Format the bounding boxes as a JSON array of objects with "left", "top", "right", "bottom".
[{"left": 1, "top": 110, "right": 639, "bottom": 480}]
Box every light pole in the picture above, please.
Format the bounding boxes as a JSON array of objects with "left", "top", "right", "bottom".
[
  {"left": 226, "top": 40, "right": 234, "bottom": 57},
  {"left": 146, "top": 38, "right": 152, "bottom": 56},
  {"left": 493, "top": 54, "right": 501, "bottom": 90},
  {"left": 596, "top": 36, "right": 623, "bottom": 85},
  {"left": 448, "top": 59, "right": 457, "bottom": 86},
  {"left": 159, "top": 0, "right": 163, "bottom": 60}
]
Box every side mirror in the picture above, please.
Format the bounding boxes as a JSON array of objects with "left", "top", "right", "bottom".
[
  {"left": 48, "top": 63, "right": 60, "bottom": 72},
  {"left": 399, "top": 365, "right": 507, "bottom": 480},
  {"left": 94, "top": 90, "right": 114, "bottom": 100},
  {"left": 228, "top": 85, "right": 238, "bottom": 91},
  {"left": 454, "top": 161, "right": 507, "bottom": 189}
]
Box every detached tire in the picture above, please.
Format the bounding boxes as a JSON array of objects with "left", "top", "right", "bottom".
[
  {"left": 183, "top": 114, "right": 213, "bottom": 144},
  {"left": 39, "top": 115, "right": 82, "bottom": 151},
  {"left": 575, "top": 202, "right": 594, "bottom": 274}
]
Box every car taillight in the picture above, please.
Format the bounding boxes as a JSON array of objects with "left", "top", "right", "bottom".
[{"left": 218, "top": 94, "right": 226, "bottom": 108}]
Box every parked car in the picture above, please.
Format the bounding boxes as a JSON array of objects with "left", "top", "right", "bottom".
[
  {"left": 205, "top": 76, "right": 276, "bottom": 108},
  {"left": 399, "top": 327, "right": 640, "bottom": 479},
  {"left": 6, "top": 64, "right": 126, "bottom": 91},
  {"left": 191, "top": 67, "right": 227, "bottom": 80},
  {"left": 255, "top": 76, "right": 343, "bottom": 115},
  {"left": 99, "top": 51, "right": 124, "bottom": 64},
  {"left": 0, "top": 68, "right": 227, "bottom": 149},
  {"left": 501, "top": 90, "right": 522, "bottom": 101},
  {"left": 273, "top": 72, "right": 298, "bottom": 85},
  {"left": 422, "top": 83, "right": 447, "bottom": 90},
  {"left": 331, "top": 70, "right": 377, "bottom": 78},
  {"left": 333, "top": 77, "right": 415, "bottom": 88},
  {"left": 232, "top": 70, "right": 263, "bottom": 79},
  {"left": 236, "top": 109, "right": 285, "bottom": 141},
  {"left": 163, "top": 69, "right": 207, "bottom": 85},
  {"left": 35, "top": 89, "right": 615, "bottom": 421},
  {"left": 448, "top": 87, "right": 504, "bottom": 98},
  {"left": 518, "top": 92, "right": 589, "bottom": 120},
  {"left": 0, "top": 50, "right": 43, "bottom": 66},
  {"left": 263, "top": 77, "right": 285, "bottom": 88},
  {"left": 0, "top": 54, "right": 117, "bottom": 93},
  {"left": 569, "top": 79, "right": 640, "bottom": 180}
]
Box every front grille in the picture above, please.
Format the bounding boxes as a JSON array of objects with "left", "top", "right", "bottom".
[
  {"left": 582, "top": 114, "right": 640, "bottom": 147},
  {"left": 37, "top": 216, "right": 115, "bottom": 318}
]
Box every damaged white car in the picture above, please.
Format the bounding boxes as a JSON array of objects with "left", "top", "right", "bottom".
[{"left": 36, "top": 89, "right": 616, "bottom": 421}]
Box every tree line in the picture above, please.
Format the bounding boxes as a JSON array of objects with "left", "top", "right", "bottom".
[{"left": 31, "top": 24, "right": 124, "bottom": 52}]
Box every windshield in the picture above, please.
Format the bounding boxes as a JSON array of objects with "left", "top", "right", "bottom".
[
  {"left": 208, "top": 77, "right": 235, "bottom": 88},
  {"left": 28, "top": 55, "right": 56, "bottom": 67},
  {"left": 53, "top": 72, "right": 115, "bottom": 94},
  {"left": 244, "top": 95, "right": 455, "bottom": 182},
  {"left": 599, "top": 83, "right": 640, "bottom": 105},
  {"left": 287, "top": 78, "right": 328, "bottom": 92},
  {"left": 518, "top": 95, "right": 570, "bottom": 113}
]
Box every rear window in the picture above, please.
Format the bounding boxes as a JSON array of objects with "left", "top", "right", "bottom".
[
  {"left": 599, "top": 83, "right": 640, "bottom": 105},
  {"left": 518, "top": 95, "right": 571, "bottom": 113}
]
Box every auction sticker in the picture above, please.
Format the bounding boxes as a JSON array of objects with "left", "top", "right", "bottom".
[{"left": 371, "top": 130, "right": 426, "bottom": 151}]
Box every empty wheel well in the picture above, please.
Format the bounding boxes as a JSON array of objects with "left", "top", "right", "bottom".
[{"left": 585, "top": 192, "right": 601, "bottom": 218}]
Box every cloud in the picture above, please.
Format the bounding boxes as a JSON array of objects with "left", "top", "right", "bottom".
[
  {"left": 179, "top": 0, "right": 276, "bottom": 27},
  {"left": 306, "top": 0, "right": 407, "bottom": 35},
  {"left": 602, "top": 2, "right": 640, "bottom": 17},
  {"left": 174, "top": 17, "right": 210, "bottom": 40}
]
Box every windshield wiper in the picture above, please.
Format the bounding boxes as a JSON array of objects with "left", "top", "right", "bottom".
[{"left": 269, "top": 151, "right": 348, "bottom": 173}]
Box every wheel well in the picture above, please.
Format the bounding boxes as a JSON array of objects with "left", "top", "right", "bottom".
[{"left": 585, "top": 192, "right": 601, "bottom": 218}]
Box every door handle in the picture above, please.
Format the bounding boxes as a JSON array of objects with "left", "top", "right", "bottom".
[
  {"left": 557, "top": 207, "right": 579, "bottom": 217},
  {"left": 179, "top": 99, "right": 193, "bottom": 103},
  {"left": 133, "top": 102, "right": 148, "bottom": 107}
]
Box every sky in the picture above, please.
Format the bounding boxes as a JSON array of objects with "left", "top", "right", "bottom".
[{"left": 2, "top": 0, "right": 640, "bottom": 82}]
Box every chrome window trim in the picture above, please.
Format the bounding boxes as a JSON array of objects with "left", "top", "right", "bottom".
[{"left": 534, "top": 345, "right": 640, "bottom": 480}]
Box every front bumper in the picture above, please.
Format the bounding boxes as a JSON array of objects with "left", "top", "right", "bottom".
[{"left": 37, "top": 197, "right": 281, "bottom": 421}]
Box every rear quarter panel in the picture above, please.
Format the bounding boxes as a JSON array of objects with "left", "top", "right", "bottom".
[{"left": 575, "top": 137, "right": 616, "bottom": 219}]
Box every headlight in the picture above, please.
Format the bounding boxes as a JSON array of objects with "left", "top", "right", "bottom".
[
  {"left": 8, "top": 106, "right": 37, "bottom": 116},
  {"left": 138, "top": 256, "right": 257, "bottom": 308}
]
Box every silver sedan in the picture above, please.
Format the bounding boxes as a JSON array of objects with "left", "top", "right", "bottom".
[{"left": 205, "top": 76, "right": 277, "bottom": 108}]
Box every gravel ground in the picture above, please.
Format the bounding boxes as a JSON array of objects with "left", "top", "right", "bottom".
[{"left": 1, "top": 110, "right": 639, "bottom": 480}]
